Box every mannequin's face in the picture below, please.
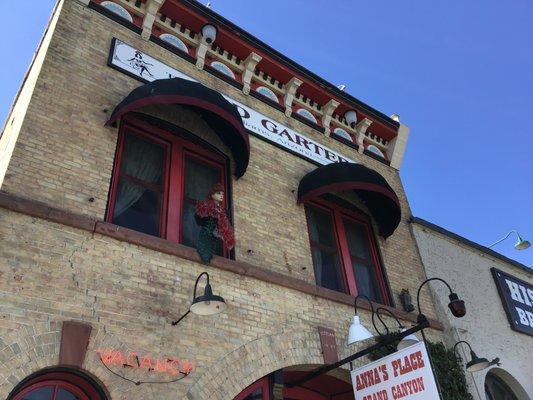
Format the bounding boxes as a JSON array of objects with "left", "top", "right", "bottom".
[{"left": 211, "top": 191, "right": 224, "bottom": 203}]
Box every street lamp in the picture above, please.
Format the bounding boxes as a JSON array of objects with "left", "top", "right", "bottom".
[
  {"left": 347, "top": 294, "right": 375, "bottom": 345},
  {"left": 172, "top": 272, "right": 227, "bottom": 326},
  {"left": 453, "top": 341, "right": 499, "bottom": 372},
  {"left": 374, "top": 307, "right": 419, "bottom": 351},
  {"left": 489, "top": 230, "right": 530, "bottom": 251},
  {"left": 417, "top": 277, "right": 466, "bottom": 321}
]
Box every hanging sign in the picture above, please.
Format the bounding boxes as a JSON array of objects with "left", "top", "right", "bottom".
[
  {"left": 350, "top": 342, "right": 440, "bottom": 400},
  {"left": 108, "top": 38, "right": 355, "bottom": 166},
  {"left": 491, "top": 268, "right": 533, "bottom": 337}
]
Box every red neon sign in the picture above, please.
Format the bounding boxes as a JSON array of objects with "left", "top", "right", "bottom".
[{"left": 96, "top": 349, "right": 196, "bottom": 376}]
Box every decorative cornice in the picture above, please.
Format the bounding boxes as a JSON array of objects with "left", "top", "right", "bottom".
[
  {"left": 141, "top": 0, "right": 165, "bottom": 40},
  {"left": 355, "top": 118, "right": 373, "bottom": 154},
  {"left": 284, "top": 77, "right": 303, "bottom": 117},
  {"left": 0, "top": 191, "right": 443, "bottom": 330},
  {"left": 242, "top": 52, "right": 262, "bottom": 95},
  {"left": 321, "top": 99, "right": 340, "bottom": 136}
]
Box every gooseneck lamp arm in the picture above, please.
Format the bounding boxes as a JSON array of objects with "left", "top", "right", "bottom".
[
  {"left": 489, "top": 230, "right": 517, "bottom": 248},
  {"left": 172, "top": 272, "right": 211, "bottom": 326},
  {"left": 354, "top": 294, "right": 384, "bottom": 334},
  {"left": 453, "top": 340, "right": 473, "bottom": 354},
  {"left": 375, "top": 307, "right": 404, "bottom": 334},
  {"left": 417, "top": 277, "right": 453, "bottom": 317}
]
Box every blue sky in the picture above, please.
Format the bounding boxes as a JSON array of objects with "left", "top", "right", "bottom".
[{"left": 1, "top": 1, "right": 531, "bottom": 266}]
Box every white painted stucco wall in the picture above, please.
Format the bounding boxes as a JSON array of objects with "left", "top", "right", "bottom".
[{"left": 412, "top": 222, "right": 532, "bottom": 400}]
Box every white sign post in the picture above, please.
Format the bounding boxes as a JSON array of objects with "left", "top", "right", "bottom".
[
  {"left": 108, "top": 38, "right": 356, "bottom": 166},
  {"left": 351, "top": 342, "right": 440, "bottom": 400}
]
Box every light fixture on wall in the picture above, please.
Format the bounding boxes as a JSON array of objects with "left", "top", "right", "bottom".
[
  {"left": 201, "top": 23, "right": 217, "bottom": 44},
  {"left": 417, "top": 277, "right": 466, "bottom": 320},
  {"left": 374, "top": 307, "right": 419, "bottom": 351},
  {"left": 453, "top": 341, "right": 499, "bottom": 373},
  {"left": 344, "top": 110, "right": 358, "bottom": 128},
  {"left": 347, "top": 294, "right": 374, "bottom": 345},
  {"left": 489, "top": 230, "right": 530, "bottom": 251},
  {"left": 399, "top": 288, "right": 415, "bottom": 312},
  {"left": 172, "top": 272, "right": 227, "bottom": 326}
]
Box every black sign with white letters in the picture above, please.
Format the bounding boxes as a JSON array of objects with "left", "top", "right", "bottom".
[{"left": 491, "top": 268, "right": 533, "bottom": 337}]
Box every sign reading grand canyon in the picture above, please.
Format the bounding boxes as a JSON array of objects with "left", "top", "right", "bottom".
[
  {"left": 492, "top": 268, "right": 533, "bottom": 337},
  {"left": 351, "top": 342, "right": 440, "bottom": 400}
]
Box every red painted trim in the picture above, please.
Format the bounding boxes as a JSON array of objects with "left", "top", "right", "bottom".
[
  {"left": 304, "top": 198, "right": 391, "bottom": 305},
  {"left": 105, "top": 94, "right": 249, "bottom": 152},
  {"left": 106, "top": 115, "right": 229, "bottom": 250},
  {"left": 233, "top": 376, "right": 270, "bottom": 400},
  {"left": 298, "top": 181, "right": 400, "bottom": 207}
]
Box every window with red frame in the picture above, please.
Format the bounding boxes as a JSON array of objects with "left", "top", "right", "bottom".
[
  {"left": 305, "top": 200, "right": 390, "bottom": 304},
  {"left": 107, "top": 116, "right": 229, "bottom": 256}
]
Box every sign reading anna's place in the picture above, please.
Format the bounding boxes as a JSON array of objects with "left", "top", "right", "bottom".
[
  {"left": 492, "top": 268, "right": 533, "bottom": 336},
  {"left": 108, "top": 38, "right": 355, "bottom": 166},
  {"left": 351, "top": 342, "right": 440, "bottom": 400}
]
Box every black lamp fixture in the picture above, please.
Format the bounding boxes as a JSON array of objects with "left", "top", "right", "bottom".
[
  {"left": 399, "top": 289, "right": 415, "bottom": 313},
  {"left": 417, "top": 277, "right": 466, "bottom": 321},
  {"left": 374, "top": 307, "right": 419, "bottom": 351},
  {"left": 172, "top": 272, "right": 226, "bottom": 326},
  {"left": 453, "top": 341, "right": 500, "bottom": 373}
]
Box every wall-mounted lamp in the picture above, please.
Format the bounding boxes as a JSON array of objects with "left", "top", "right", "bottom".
[
  {"left": 201, "top": 23, "right": 217, "bottom": 44},
  {"left": 347, "top": 294, "right": 374, "bottom": 345},
  {"left": 453, "top": 341, "right": 499, "bottom": 373},
  {"left": 374, "top": 307, "right": 419, "bottom": 351},
  {"left": 399, "top": 289, "right": 415, "bottom": 312},
  {"left": 172, "top": 272, "right": 226, "bottom": 326},
  {"left": 489, "top": 230, "right": 530, "bottom": 251},
  {"left": 344, "top": 110, "right": 358, "bottom": 128},
  {"left": 417, "top": 277, "right": 466, "bottom": 321}
]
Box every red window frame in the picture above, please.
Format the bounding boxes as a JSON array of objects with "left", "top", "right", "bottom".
[
  {"left": 233, "top": 377, "right": 270, "bottom": 400},
  {"left": 107, "top": 115, "right": 229, "bottom": 253},
  {"left": 305, "top": 197, "right": 391, "bottom": 305}
]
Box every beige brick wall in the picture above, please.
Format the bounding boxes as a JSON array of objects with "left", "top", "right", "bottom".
[{"left": 0, "top": 1, "right": 443, "bottom": 398}]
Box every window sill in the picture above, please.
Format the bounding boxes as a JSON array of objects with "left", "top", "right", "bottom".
[{"left": 0, "top": 191, "right": 443, "bottom": 330}]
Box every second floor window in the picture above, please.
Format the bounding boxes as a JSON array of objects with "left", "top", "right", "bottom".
[
  {"left": 107, "top": 116, "right": 229, "bottom": 256},
  {"left": 305, "top": 200, "right": 390, "bottom": 304}
]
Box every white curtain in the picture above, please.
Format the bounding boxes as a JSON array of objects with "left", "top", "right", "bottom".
[{"left": 113, "top": 136, "right": 163, "bottom": 218}]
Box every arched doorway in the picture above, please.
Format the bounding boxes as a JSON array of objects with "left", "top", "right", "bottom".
[
  {"left": 8, "top": 369, "right": 107, "bottom": 400},
  {"left": 485, "top": 372, "right": 518, "bottom": 400},
  {"left": 233, "top": 370, "right": 354, "bottom": 400}
]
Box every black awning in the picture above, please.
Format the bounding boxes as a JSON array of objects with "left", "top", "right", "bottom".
[
  {"left": 106, "top": 77, "right": 249, "bottom": 178},
  {"left": 297, "top": 163, "right": 401, "bottom": 238}
]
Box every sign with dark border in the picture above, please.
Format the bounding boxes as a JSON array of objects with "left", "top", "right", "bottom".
[{"left": 491, "top": 267, "right": 533, "bottom": 337}]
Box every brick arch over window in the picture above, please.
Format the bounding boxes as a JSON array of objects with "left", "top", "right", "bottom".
[{"left": 185, "top": 329, "right": 349, "bottom": 400}]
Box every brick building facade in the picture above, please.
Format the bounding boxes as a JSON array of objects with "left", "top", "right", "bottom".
[{"left": 0, "top": 1, "right": 447, "bottom": 399}]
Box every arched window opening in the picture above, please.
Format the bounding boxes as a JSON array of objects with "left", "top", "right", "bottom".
[
  {"left": 296, "top": 108, "right": 318, "bottom": 124},
  {"left": 210, "top": 61, "right": 236, "bottom": 79},
  {"left": 100, "top": 1, "right": 133, "bottom": 22},
  {"left": 366, "top": 144, "right": 385, "bottom": 158},
  {"left": 159, "top": 33, "right": 189, "bottom": 54},
  {"left": 333, "top": 127, "right": 353, "bottom": 142},
  {"left": 9, "top": 370, "right": 107, "bottom": 400},
  {"left": 485, "top": 372, "right": 518, "bottom": 400},
  {"left": 255, "top": 86, "right": 279, "bottom": 104}
]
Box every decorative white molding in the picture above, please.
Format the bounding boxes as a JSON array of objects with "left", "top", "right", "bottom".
[
  {"left": 355, "top": 118, "right": 373, "bottom": 153},
  {"left": 195, "top": 38, "right": 209, "bottom": 70},
  {"left": 242, "top": 52, "right": 262, "bottom": 94},
  {"left": 388, "top": 123, "right": 409, "bottom": 170},
  {"left": 141, "top": 0, "right": 165, "bottom": 40},
  {"left": 283, "top": 77, "right": 303, "bottom": 116},
  {"left": 321, "top": 99, "right": 340, "bottom": 136}
]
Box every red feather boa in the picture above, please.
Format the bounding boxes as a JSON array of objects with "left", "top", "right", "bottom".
[{"left": 196, "top": 199, "right": 235, "bottom": 250}]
